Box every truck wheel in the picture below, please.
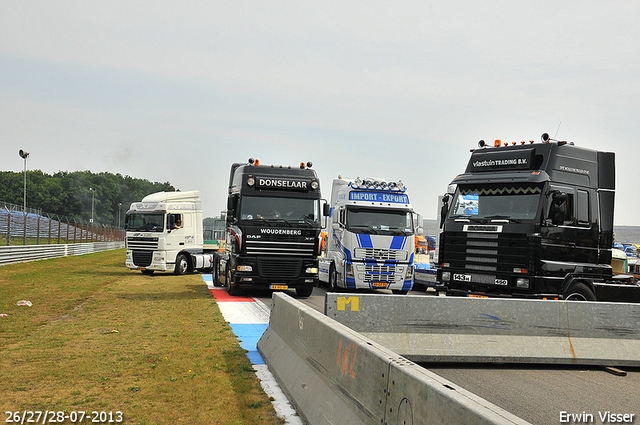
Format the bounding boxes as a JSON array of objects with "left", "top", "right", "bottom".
[
  {"left": 563, "top": 282, "right": 596, "bottom": 301},
  {"left": 296, "top": 286, "right": 314, "bottom": 298},
  {"left": 213, "top": 259, "right": 223, "bottom": 287},
  {"left": 329, "top": 263, "right": 340, "bottom": 291},
  {"left": 226, "top": 268, "right": 242, "bottom": 296},
  {"left": 174, "top": 254, "right": 189, "bottom": 275}
]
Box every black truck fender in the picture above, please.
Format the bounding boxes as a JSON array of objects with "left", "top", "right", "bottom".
[{"left": 561, "top": 276, "right": 597, "bottom": 301}]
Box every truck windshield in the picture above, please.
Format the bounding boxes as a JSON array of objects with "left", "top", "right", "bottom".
[
  {"left": 239, "top": 196, "right": 320, "bottom": 225},
  {"left": 449, "top": 183, "right": 542, "bottom": 221},
  {"left": 346, "top": 207, "right": 413, "bottom": 236},
  {"left": 125, "top": 213, "right": 165, "bottom": 232}
]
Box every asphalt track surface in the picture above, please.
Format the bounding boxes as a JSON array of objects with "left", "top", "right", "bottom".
[{"left": 252, "top": 286, "right": 640, "bottom": 425}]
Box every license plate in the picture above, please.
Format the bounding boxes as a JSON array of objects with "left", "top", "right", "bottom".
[
  {"left": 371, "top": 282, "right": 388, "bottom": 288},
  {"left": 454, "top": 273, "right": 471, "bottom": 282},
  {"left": 138, "top": 267, "right": 146, "bottom": 271},
  {"left": 270, "top": 284, "right": 288, "bottom": 290},
  {"left": 468, "top": 294, "right": 489, "bottom": 298}
]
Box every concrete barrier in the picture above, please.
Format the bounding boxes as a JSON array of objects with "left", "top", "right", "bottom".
[
  {"left": 325, "top": 293, "right": 640, "bottom": 366},
  {"left": 257, "top": 292, "right": 529, "bottom": 425}
]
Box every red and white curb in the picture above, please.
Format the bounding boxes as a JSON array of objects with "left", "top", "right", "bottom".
[{"left": 202, "top": 275, "right": 303, "bottom": 424}]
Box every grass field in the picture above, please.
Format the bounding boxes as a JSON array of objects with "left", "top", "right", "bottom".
[{"left": 0, "top": 249, "right": 284, "bottom": 424}]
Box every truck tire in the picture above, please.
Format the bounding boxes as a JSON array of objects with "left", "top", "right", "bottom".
[
  {"left": 329, "top": 263, "right": 340, "bottom": 291},
  {"left": 563, "top": 282, "right": 596, "bottom": 301},
  {"left": 226, "top": 268, "right": 242, "bottom": 296},
  {"left": 213, "top": 258, "right": 223, "bottom": 287},
  {"left": 296, "top": 286, "right": 313, "bottom": 298},
  {"left": 174, "top": 254, "right": 189, "bottom": 275}
]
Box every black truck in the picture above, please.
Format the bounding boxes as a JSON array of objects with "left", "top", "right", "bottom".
[
  {"left": 213, "top": 159, "right": 324, "bottom": 297},
  {"left": 437, "top": 134, "right": 640, "bottom": 302}
]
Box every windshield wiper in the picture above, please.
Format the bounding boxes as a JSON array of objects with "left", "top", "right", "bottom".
[
  {"left": 452, "top": 215, "right": 485, "bottom": 223},
  {"left": 348, "top": 224, "right": 380, "bottom": 234},
  {"left": 300, "top": 217, "right": 319, "bottom": 227},
  {"left": 485, "top": 215, "right": 521, "bottom": 223},
  {"left": 387, "top": 227, "right": 413, "bottom": 236},
  {"left": 247, "top": 218, "right": 272, "bottom": 226},
  {"left": 269, "top": 218, "right": 294, "bottom": 227}
]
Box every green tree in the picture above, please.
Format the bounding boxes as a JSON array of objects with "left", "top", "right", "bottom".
[{"left": 0, "top": 170, "right": 176, "bottom": 226}]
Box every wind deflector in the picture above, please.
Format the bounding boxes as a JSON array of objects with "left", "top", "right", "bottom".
[
  {"left": 466, "top": 148, "right": 535, "bottom": 173},
  {"left": 597, "top": 151, "right": 615, "bottom": 190}
]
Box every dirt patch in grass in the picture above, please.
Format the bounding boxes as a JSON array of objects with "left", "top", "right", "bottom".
[{"left": 0, "top": 249, "right": 284, "bottom": 424}]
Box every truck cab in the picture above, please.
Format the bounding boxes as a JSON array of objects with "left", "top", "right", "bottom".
[
  {"left": 437, "top": 134, "right": 634, "bottom": 301},
  {"left": 125, "top": 190, "right": 206, "bottom": 274},
  {"left": 319, "top": 177, "right": 420, "bottom": 294},
  {"left": 214, "top": 159, "right": 324, "bottom": 297}
]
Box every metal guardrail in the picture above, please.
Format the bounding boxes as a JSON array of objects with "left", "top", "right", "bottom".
[{"left": 0, "top": 241, "right": 125, "bottom": 266}]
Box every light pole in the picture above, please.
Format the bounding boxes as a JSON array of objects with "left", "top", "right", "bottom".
[
  {"left": 89, "top": 188, "right": 96, "bottom": 224},
  {"left": 118, "top": 203, "right": 122, "bottom": 229},
  {"left": 19, "top": 149, "right": 29, "bottom": 245},
  {"left": 18, "top": 150, "right": 29, "bottom": 212}
]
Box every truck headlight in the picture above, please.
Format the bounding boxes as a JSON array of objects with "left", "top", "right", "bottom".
[
  {"left": 441, "top": 271, "right": 451, "bottom": 282},
  {"left": 345, "top": 263, "right": 354, "bottom": 278},
  {"left": 405, "top": 266, "right": 413, "bottom": 279},
  {"left": 516, "top": 278, "right": 530, "bottom": 288},
  {"left": 305, "top": 267, "right": 318, "bottom": 274},
  {"left": 237, "top": 265, "right": 252, "bottom": 272}
]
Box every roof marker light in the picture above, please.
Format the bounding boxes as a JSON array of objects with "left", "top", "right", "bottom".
[
  {"left": 255, "top": 159, "right": 260, "bottom": 166},
  {"left": 494, "top": 139, "right": 501, "bottom": 147}
]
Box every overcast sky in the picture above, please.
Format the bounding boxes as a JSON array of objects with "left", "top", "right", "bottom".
[{"left": 2, "top": 1, "right": 640, "bottom": 226}]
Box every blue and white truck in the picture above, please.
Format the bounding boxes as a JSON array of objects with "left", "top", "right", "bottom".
[{"left": 319, "top": 176, "right": 422, "bottom": 294}]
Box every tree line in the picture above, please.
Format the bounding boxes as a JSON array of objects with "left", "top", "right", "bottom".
[{"left": 0, "top": 170, "right": 175, "bottom": 227}]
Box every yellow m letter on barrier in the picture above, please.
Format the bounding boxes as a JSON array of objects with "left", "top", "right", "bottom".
[{"left": 336, "top": 296, "right": 359, "bottom": 312}]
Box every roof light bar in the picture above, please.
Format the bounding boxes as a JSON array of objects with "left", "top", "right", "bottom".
[{"left": 350, "top": 177, "right": 405, "bottom": 192}]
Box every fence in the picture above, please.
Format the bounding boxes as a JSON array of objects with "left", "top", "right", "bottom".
[
  {"left": 0, "top": 241, "right": 125, "bottom": 266},
  {"left": 1, "top": 201, "right": 124, "bottom": 246}
]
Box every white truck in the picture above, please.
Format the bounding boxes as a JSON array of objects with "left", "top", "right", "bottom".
[
  {"left": 124, "top": 190, "right": 215, "bottom": 275},
  {"left": 319, "top": 177, "right": 422, "bottom": 294}
]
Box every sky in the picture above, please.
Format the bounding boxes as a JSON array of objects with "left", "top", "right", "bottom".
[{"left": 2, "top": 1, "right": 640, "bottom": 225}]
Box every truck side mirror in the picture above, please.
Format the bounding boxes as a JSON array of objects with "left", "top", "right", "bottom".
[
  {"left": 549, "top": 191, "right": 567, "bottom": 225},
  {"left": 552, "top": 192, "right": 567, "bottom": 205},
  {"left": 227, "top": 196, "right": 238, "bottom": 223},
  {"left": 440, "top": 194, "right": 450, "bottom": 229},
  {"left": 323, "top": 203, "right": 330, "bottom": 217}
]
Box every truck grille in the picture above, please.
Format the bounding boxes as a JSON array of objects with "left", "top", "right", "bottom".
[
  {"left": 364, "top": 264, "right": 398, "bottom": 283},
  {"left": 132, "top": 250, "right": 153, "bottom": 267},
  {"left": 257, "top": 258, "right": 302, "bottom": 280},
  {"left": 246, "top": 240, "right": 315, "bottom": 257},
  {"left": 354, "top": 248, "right": 407, "bottom": 262},
  {"left": 127, "top": 237, "right": 159, "bottom": 250},
  {"left": 442, "top": 231, "right": 529, "bottom": 276}
]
